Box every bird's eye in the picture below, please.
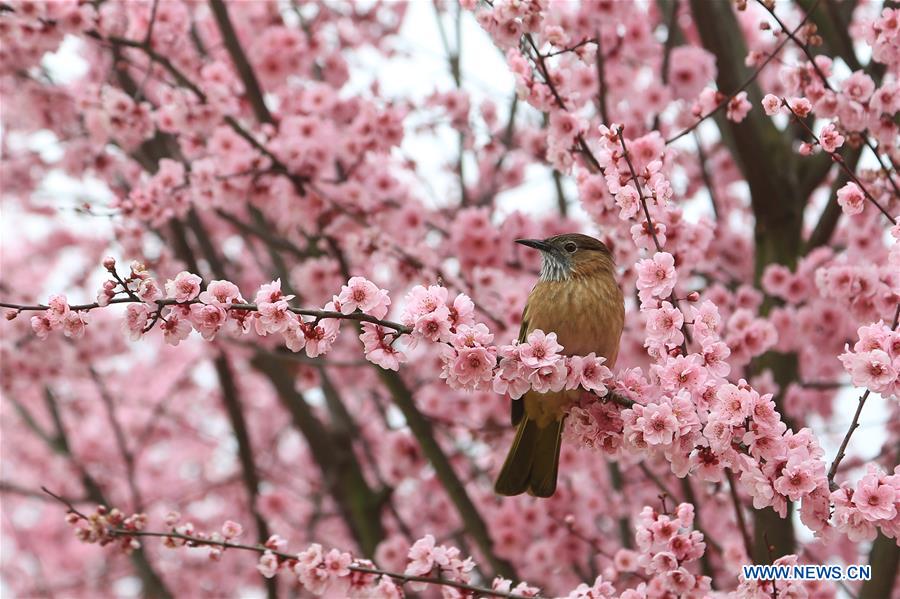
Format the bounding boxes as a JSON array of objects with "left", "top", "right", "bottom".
[{"left": 563, "top": 242, "right": 577, "bottom": 253}]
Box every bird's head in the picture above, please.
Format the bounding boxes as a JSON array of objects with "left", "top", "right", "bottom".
[{"left": 515, "top": 233, "right": 614, "bottom": 282}]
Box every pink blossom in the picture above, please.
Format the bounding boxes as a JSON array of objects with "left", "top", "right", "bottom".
[
  {"left": 156, "top": 312, "right": 189, "bottom": 346},
  {"left": 833, "top": 504, "right": 878, "bottom": 542},
  {"left": 190, "top": 304, "right": 227, "bottom": 341},
  {"left": 788, "top": 97, "right": 812, "bottom": 118},
  {"left": 615, "top": 184, "right": 640, "bottom": 219},
  {"left": 631, "top": 221, "right": 666, "bottom": 250},
  {"left": 405, "top": 534, "right": 436, "bottom": 576},
  {"left": 774, "top": 462, "right": 818, "bottom": 501},
  {"left": 254, "top": 279, "right": 291, "bottom": 305},
  {"left": 690, "top": 301, "right": 721, "bottom": 341},
  {"left": 303, "top": 320, "right": 339, "bottom": 358},
  {"left": 361, "top": 324, "right": 406, "bottom": 371},
  {"left": 842, "top": 71, "right": 875, "bottom": 103},
  {"left": 836, "top": 182, "right": 866, "bottom": 216},
  {"left": 47, "top": 294, "right": 69, "bottom": 326},
  {"left": 412, "top": 305, "right": 452, "bottom": 342},
  {"left": 199, "top": 280, "right": 242, "bottom": 306},
  {"left": 443, "top": 345, "right": 496, "bottom": 390},
  {"left": 218, "top": 521, "right": 242, "bottom": 539},
  {"left": 337, "top": 276, "right": 390, "bottom": 319},
  {"left": 451, "top": 323, "right": 494, "bottom": 349},
  {"left": 136, "top": 279, "right": 162, "bottom": 303},
  {"left": 519, "top": 329, "right": 564, "bottom": 368},
  {"left": 257, "top": 550, "right": 279, "bottom": 579},
  {"left": 762, "top": 94, "right": 781, "bottom": 115},
  {"left": 566, "top": 353, "right": 611, "bottom": 393},
  {"left": 282, "top": 320, "right": 306, "bottom": 353},
  {"left": 818, "top": 123, "right": 845, "bottom": 152},
  {"left": 668, "top": 46, "right": 716, "bottom": 100},
  {"left": 255, "top": 300, "right": 293, "bottom": 335},
  {"left": 295, "top": 544, "right": 329, "bottom": 594},
  {"left": 636, "top": 403, "right": 678, "bottom": 445},
  {"left": 840, "top": 348, "right": 896, "bottom": 391},
  {"left": 61, "top": 311, "right": 87, "bottom": 339},
  {"left": 123, "top": 304, "right": 150, "bottom": 340},
  {"left": 493, "top": 348, "right": 532, "bottom": 399},
  {"left": 854, "top": 478, "right": 896, "bottom": 522},
  {"left": 726, "top": 91, "right": 751, "bottom": 122},
  {"left": 448, "top": 293, "right": 475, "bottom": 328},
  {"left": 645, "top": 302, "right": 685, "bottom": 347},
  {"left": 656, "top": 354, "right": 706, "bottom": 392},
  {"left": 323, "top": 548, "right": 352, "bottom": 578},
  {"left": 714, "top": 383, "right": 751, "bottom": 425},
  {"left": 31, "top": 314, "right": 53, "bottom": 339},
  {"left": 636, "top": 252, "right": 677, "bottom": 302},
  {"left": 527, "top": 360, "right": 567, "bottom": 393},
  {"left": 401, "top": 285, "right": 448, "bottom": 326}
]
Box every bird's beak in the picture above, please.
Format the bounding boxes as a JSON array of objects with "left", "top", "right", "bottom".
[{"left": 515, "top": 238, "right": 553, "bottom": 252}]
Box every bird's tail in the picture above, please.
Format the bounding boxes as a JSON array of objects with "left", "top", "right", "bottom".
[{"left": 494, "top": 415, "right": 563, "bottom": 497}]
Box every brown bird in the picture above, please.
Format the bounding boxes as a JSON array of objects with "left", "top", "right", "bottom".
[{"left": 495, "top": 233, "right": 625, "bottom": 497}]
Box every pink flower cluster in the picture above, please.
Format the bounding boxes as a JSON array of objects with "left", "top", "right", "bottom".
[
  {"left": 831, "top": 464, "right": 900, "bottom": 542},
  {"left": 404, "top": 534, "right": 475, "bottom": 590},
  {"left": 494, "top": 330, "right": 612, "bottom": 398},
  {"left": 635, "top": 252, "right": 677, "bottom": 303},
  {"left": 838, "top": 321, "right": 900, "bottom": 399},
  {"left": 29, "top": 294, "right": 88, "bottom": 340},
  {"left": 400, "top": 284, "right": 476, "bottom": 345},
  {"left": 65, "top": 504, "right": 147, "bottom": 556},
  {"left": 615, "top": 504, "right": 710, "bottom": 599}
]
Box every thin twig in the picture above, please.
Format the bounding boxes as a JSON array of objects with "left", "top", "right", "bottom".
[
  {"left": 725, "top": 468, "right": 754, "bottom": 561},
  {"left": 757, "top": 0, "right": 900, "bottom": 198},
  {"left": 826, "top": 303, "right": 900, "bottom": 489},
  {"left": 781, "top": 98, "right": 896, "bottom": 224},
  {"left": 0, "top": 297, "right": 411, "bottom": 335},
  {"left": 41, "top": 487, "right": 540, "bottom": 599},
  {"left": 665, "top": 0, "right": 821, "bottom": 145},
  {"left": 89, "top": 367, "right": 144, "bottom": 512}
]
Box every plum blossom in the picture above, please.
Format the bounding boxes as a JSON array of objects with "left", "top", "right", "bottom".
[
  {"left": 360, "top": 324, "right": 406, "bottom": 371},
  {"left": 123, "top": 304, "right": 150, "bottom": 340},
  {"left": 405, "top": 534, "right": 437, "bottom": 577},
  {"left": 190, "top": 304, "right": 227, "bottom": 341},
  {"left": 818, "top": 123, "right": 845, "bottom": 152},
  {"left": 836, "top": 182, "right": 866, "bottom": 216},
  {"left": 221, "top": 521, "right": 243, "bottom": 539},
  {"left": 257, "top": 551, "right": 279, "bottom": 579},
  {"left": 636, "top": 252, "right": 677, "bottom": 302},
  {"left": 519, "top": 329, "right": 564, "bottom": 368},
  {"left": 337, "top": 276, "right": 391, "bottom": 319},
  {"left": 159, "top": 312, "right": 192, "bottom": 346},
  {"left": 566, "top": 353, "right": 611, "bottom": 394},
  {"left": 303, "top": 319, "right": 339, "bottom": 358},
  {"left": 762, "top": 94, "right": 781, "bottom": 115},
  {"left": 199, "top": 280, "right": 243, "bottom": 306},
  {"left": 726, "top": 91, "right": 751, "bottom": 122},
  {"left": 635, "top": 403, "right": 678, "bottom": 445},
  {"left": 645, "top": 302, "right": 685, "bottom": 347}
]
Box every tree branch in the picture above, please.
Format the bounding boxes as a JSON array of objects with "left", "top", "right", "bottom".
[
  {"left": 43, "top": 487, "right": 537, "bottom": 599},
  {"left": 376, "top": 368, "right": 517, "bottom": 580},
  {"left": 207, "top": 0, "right": 273, "bottom": 124}
]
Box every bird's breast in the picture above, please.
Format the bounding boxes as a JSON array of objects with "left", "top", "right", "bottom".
[{"left": 524, "top": 274, "right": 625, "bottom": 365}]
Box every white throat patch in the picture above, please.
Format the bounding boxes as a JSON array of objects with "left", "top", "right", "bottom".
[{"left": 539, "top": 253, "right": 572, "bottom": 281}]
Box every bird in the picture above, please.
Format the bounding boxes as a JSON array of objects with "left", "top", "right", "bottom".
[{"left": 494, "top": 233, "right": 625, "bottom": 497}]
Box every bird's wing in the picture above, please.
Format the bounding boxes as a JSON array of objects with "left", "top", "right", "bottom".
[{"left": 510, "top": 300, "right": 531, "bottom": 426}]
